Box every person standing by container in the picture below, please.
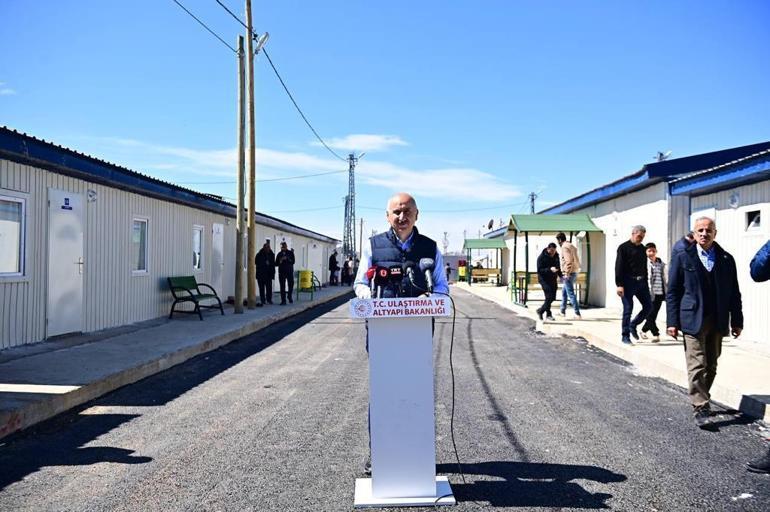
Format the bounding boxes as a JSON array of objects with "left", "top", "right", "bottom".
[
  {"left": 536, "top": 243, "right": 560, "bottom": 321},
  {"left": 255, "top": 240, "right": 276, "bottom": 306},
  {"left": 329, "top": 250, "right": 339, "bottom": 286},
  {"left": 276, "top": 241, "right": 295, "bottom": 305}
]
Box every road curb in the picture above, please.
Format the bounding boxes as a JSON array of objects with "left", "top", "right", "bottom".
[
  {"left": 0, "top": 290, "right": 353, "bottom": 441},
  {"left": 454, "top": 285, "right": 768, "bottom": 423},
  {"left": 537, "top": 319, "right": 769, "bottom": 423}
]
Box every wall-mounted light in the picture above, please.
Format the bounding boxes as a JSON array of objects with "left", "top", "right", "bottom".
[{"left": 87, "top": 189, "right": 97, "bottom": 202}]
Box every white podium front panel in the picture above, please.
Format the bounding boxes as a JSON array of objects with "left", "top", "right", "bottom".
[{"left": 368, "top": 316, "right": 435, "bottom": 498}]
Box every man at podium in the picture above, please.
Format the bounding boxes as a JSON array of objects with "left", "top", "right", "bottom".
[
  {"left": 352, "top": 192, "right": 449, "bottom": 477},
  {"left": 353, "top": 192, "right": 449, "bottom": 299}
]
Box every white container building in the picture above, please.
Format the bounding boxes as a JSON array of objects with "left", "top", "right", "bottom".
[{"left": 0, "top": 127, "right": 338, "bottom": 350}]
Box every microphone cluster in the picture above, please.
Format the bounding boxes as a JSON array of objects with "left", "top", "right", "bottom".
[{"left": 366, "top": 259, "right": 436, "bottom": 298}]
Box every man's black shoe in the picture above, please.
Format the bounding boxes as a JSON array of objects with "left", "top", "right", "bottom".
[
  {"left": 747, "top": 448, "right": 770, "bottom": 474},
  {"left": 630, "top": 328, "right": 640, "bottom": 341},
  {"left": 280, "top": 302, "right": 286, "bottom": 306},
  {"left": 621, "top": 336, "right": 633, "bottom": 345},
  {"left": 256, "top": 303, "right": 263, "bottom": 308},
  {"left": 694, "top": 409, "right": 712, "bottom": 429},
  {"left": 288, "top": 298, "right": 293, "bottom": 303}
]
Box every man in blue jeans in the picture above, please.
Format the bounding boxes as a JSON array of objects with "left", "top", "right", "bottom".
[
  {"left": 615, "top": 225, "right": 652, "bottom": 345},
  {"left": 556, "top": 232, "right": 581, "bottom": 318}
]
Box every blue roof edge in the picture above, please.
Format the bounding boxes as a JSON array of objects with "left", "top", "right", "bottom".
[
  {"left": 670, "top": 153, "right": 770, "bottom": 196},
  {"left": 0, "top": 127, "right": 339, "bottom": 243},
  {"left": 0, "top": 127, "right": 235, "bottom": 217},
  {"left": 541, "top": 171, "right": 654, "bottom": 214},
  {"left": 540, "top": 141, "right": 770, "bottom": 214}
]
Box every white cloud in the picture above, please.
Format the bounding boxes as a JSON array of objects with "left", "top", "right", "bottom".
[
  {"left": 67, "top": 135, "right": 521, "bottom": 202},
  {"left": 314, "top": 134, "right": 408, "bottom": 152},
  {"left": 0, "top": 81, "right": 16, "bottom": 95},
  {"left": 357, "top": 160, "right": 521, "bottom": 202}
]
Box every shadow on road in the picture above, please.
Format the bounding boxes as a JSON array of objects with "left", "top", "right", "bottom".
[
  {"left": 0, "top": 294, "right": 352, "bottom": 491},
  {"left": 438, "top": 460, "right": 626, "bottom": 509},
  {"left": 0, "top": 414, "right": 152, "bottom": 490}
]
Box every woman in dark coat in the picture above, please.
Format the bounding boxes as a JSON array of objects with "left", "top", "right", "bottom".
[{"left": 536, "top": 243, "right": 561, "bottom": 321}]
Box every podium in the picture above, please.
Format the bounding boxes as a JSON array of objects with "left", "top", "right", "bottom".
[{"left": 350, "top": 296, "right": 456, "bottom": 508}]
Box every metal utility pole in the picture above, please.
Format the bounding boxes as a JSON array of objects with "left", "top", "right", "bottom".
[
  {"left": 245, "top": 0, "right": 257, "bottom": 309},
  {"left": 528, "top": 191, "right": 538, "bottom": 214},
  {"left": 442, "top": 232, "right": 449, "bottom": 254},
  {"left": 234, "top": 35, "right": 245, "bottom": 314},
  {"left": 342, "top": 153, "right": 357, "bottom": 258}
]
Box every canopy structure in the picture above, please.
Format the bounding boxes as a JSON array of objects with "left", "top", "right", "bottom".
[
  {"left": 509, "top": 214, "right": 603, "bottom": 233},
  {"left": 461, "top": 239, "right": 507, "bottom": 286},
  {"left": 508, "top": 214, "right": 601, "bottom": 306}
]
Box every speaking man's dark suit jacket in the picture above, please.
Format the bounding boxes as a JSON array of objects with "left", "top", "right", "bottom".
[{"left": 666, "top": 242, "right": 743, "bottom": 336}]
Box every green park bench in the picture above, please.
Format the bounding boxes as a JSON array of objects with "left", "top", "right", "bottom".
[{"left": 167, "top": 276, "right": 225, "bottom": 320}]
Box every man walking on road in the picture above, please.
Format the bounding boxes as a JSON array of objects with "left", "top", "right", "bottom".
[
  {"left": 556, "top": 232, "right": 581, "bottom": 319},
  {"left": 615, "top": 225, "right": 652, "bottom": 345},
  {"left": 536, "top": 242, "right": 560, "bottom": 321},
  {"left": 667, "top": 217, "right": 743, "bottom": 429}
]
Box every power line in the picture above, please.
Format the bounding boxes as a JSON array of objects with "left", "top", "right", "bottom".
[
  {"left": 176, "top": 168, "right": 347, "bottom": 184},
  {"left": 261, "top": 49, "right": 347, "bottom": 162},
  {"left": 213, "top": 0, "right": 346, "bottom": 162},
  {"left": 214, "top": 0, "right": 253, "bottom": 34},
  {"left": 171, "top": 0, "right": 237, "bottom": 54}
]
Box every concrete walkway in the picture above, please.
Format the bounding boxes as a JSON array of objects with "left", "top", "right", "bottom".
[
  {"left": 0, "top": 287, "right": 353, "bottom": 440},
  {"left": 456, "top": 282, "right": 770, "bottom": 423}
]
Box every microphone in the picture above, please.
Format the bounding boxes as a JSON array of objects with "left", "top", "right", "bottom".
[
  {"left": 365, "top": 266, "right": 377, "bottom": 295},
  {"left": 374, "top": 266, "right": 390, "bottom": 298},
  {"left": 404, "top": 261, "right": 419, "bottom": 290},
  {"left": 419, "top": 258, "right": 435, "bottom": 293},
  {"left": 388, "top": 265, "right": 403, "bottom": 297}
]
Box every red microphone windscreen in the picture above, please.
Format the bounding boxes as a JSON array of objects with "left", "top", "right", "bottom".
[{"left": 365, "top": 267, "right": 376, "bottom": 279}]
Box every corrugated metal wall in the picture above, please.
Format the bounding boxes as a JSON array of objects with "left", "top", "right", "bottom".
[
  {"left": 0, "top": 159, "right": 337, "bottom": 349},
  {"left": 691, "top": 181, "right": 770, "bottom": 346},
  {"left": 575, "top": 182, "right": 670, "bottom": 308}
]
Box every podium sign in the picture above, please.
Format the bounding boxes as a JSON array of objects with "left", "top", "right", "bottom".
[{"left": 351, "top": 297, "right": 455, "bottom": 507}]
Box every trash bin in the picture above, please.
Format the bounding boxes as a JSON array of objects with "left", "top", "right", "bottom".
[{"left": 299, "top": 270, "right": 313, "bottom": 289}]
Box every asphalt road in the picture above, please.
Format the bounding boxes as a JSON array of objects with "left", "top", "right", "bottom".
[{"left": 1, "top": 287, "right": 768, "bottom": 511}]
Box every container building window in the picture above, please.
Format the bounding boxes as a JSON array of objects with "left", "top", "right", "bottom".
[
  {"left": 746, "top": 210, "right": 761, "bottom": 231},
  {"left": 193, "top": 225, "right": 204, "bottom": 271},
  {"left": 131, "top": 218, "right": 148, "bottom": 273},
  {"left": 0, "top": 196, "right": 25, "bottom": 276}
]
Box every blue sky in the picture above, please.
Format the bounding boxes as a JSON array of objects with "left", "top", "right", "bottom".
[{"left": 1, "top": 0, "right": 769, "bottom": 251}]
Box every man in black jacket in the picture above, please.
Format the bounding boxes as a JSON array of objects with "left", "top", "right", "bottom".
[
  {"left": 536, "top": 243, "right": 560, "bottom": 321},
  {"left": 276, "top": 241, "right": 295, "bottom": 305},
  {"left": 329, "top": 250, "right": 339, "bottom": 285},
  {"left": 255, "top": 240, "right": 276, "bottom": 306},
  {"left": 667, "top": 217, "right": 743, "bottom": 428},
  {"left": 615, "top": 225, "right": 652, "bottom": 345}
]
